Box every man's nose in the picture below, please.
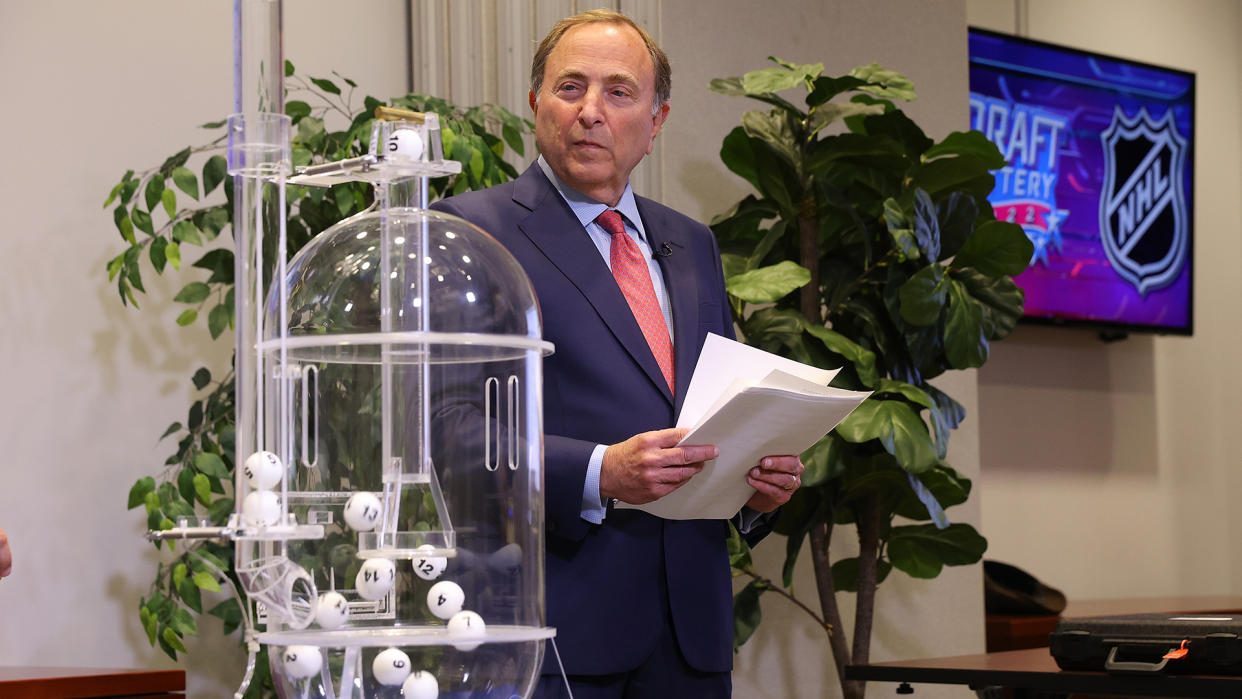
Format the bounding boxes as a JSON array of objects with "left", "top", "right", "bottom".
[{"left": 578, "top": 87, "right": 605, "bottom": 126}]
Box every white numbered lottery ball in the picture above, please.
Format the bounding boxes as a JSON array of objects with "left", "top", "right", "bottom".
[
  {"left": 402, "top": 670, "right": 439, "bottom": 699},
  {"left": 343, "top": 492, "right": 383, "bottom": 532},
  {"left": 355, "top": 557, "right": 396, "bottom": 601},
  {"left": 426, "top": 580, "right": 464, "bottom": 620},
  {"left": 242, "top": 450, "right": 283, "bottom": 490},
  {"left": 412, "top": 545, "right": 447, "bottom": 581},
  {"left": 386, "top": 128, "right": 424, "bottom": 161},
  {"left": 242, "top": 490, "right": 280, "bottom": 528},
  {"left": 314, "top": 590, "right": 349, "bottom": 629},
  {"left": 371, "top": 647, "right": 411, "bottom": 686},
  {"left": 282, "top": 645, "right": 323, "bottom": 679},
  {"left": 447, "top": 610, "right": 486, "bottom": 651}
]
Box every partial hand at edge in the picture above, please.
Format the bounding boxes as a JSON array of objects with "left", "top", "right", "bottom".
[
  {"left": 0, "top": 525, "right": 11, "bottom": 578},
  {"left": 600, "top": 428, "right": 719, "bottom": 505},
  {"left": 745, "top": 455, "right": 804, "bottom": 513}
]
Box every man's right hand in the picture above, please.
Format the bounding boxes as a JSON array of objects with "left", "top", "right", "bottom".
[{"left": 599, "top": 428, "right": 718, "bottom": 505}]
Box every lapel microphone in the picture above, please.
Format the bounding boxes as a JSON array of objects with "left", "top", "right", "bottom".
[{"left": 653, "top": 241, "right": 680, "bottom": 258}]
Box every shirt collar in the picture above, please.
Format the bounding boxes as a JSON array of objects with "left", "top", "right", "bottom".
[{"left": 537, "top": 156, "right": 647, "bottom": 241}]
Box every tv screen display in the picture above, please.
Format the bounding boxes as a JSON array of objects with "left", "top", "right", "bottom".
[{"left": 968, "top": 28, "right": 1195, "bottom": 335}]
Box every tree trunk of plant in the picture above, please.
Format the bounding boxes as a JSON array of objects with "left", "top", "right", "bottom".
[
  {"left": 810, "top": 520, "right": 862, "bottom": 699},
  {"left": 849, "top": 495, "right": 884, "bottom": 699},
  {"left": 798, "top": 199, "right": 820, "bottom": 323}
]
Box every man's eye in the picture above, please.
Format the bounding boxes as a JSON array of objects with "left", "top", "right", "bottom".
[{"left": 557, "top": 84, "right": 580, "bottom": 93}]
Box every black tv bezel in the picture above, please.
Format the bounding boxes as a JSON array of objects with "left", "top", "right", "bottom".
[{"left": 967, "top": 26, "right": 1196, "bottom": 338}]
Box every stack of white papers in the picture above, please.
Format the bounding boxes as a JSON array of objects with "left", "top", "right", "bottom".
[{"left": 617, "top": 333, "right": 871, "bottom": 520}]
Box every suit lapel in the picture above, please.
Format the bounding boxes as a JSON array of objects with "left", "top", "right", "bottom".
[
  {"left": 514, "top": 166, "right": 674, "bottom": 405},
  {"left": 637, "top": 197, "right": 700, "bottom": 412}
]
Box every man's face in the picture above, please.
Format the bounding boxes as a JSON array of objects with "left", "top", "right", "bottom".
[{"left": 530, "top": 22, "right": 669, "bottom": 206}]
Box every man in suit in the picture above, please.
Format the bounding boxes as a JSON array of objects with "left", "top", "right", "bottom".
[{"left": 433, "top": 10, "right": 804, "bottom": 697}]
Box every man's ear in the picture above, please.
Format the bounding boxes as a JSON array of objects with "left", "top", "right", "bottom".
[
  {"left": 646, "top": 101, "right": 670, "bottom": 155},
  {"left": 529, "top": 90, "right": 538, "bottom": 115}
]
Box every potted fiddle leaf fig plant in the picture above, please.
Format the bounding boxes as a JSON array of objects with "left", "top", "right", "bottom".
[
  {"left": 711, "top": 58, "right": 1032, "bottom": 699},
  {"left": 104, "top": 62, "right": 531, "bottom": 698}
]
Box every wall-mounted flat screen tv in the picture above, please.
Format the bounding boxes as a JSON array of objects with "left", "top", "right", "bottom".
[{"left": 968, "top": 28, "right": 1195, "bottom": 335}]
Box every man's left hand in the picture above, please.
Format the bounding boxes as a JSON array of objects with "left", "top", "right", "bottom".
[{"left": 745, "top": 455, "right": 804, "bottom": 512}]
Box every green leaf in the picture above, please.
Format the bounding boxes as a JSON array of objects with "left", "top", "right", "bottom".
[
  {"left": 311, "top": 76, "right": 341, "bottom": 95},
  {"left": 170, "top": 608, "right": 198, "bottom": 637},
  {"left": 172, "top": 562, "right": 188, "bottom": 591},
  {"left": 192, "top": 367, "right": 212, "bottom": 390},
  {"left": 162, "top": 627, "right": 187, "bottom": 654},
  {"left": 803, "top": 324, "right": 878, "bottom": 388},
  {"left": 143, "top": 490, "right": 161, "bottom": 515},
  {"left": 194, "top": 452, "right": 228, "bottom": 478},
  {"left": 202, "top": 155, "right": 227, "bottom": 195},
  {"left": 166, "top": 241, "right": 182, "bottom": 271},
  {"left": 954, "top": 268, "right": 1024, "bottom": 340},
  {"left": 286, "top": 100, "right": 312, "bottom": 122},
  {"left": 849, "top": 63, "right": 916, "bottom": 101},
  {"left": 742, "top": 61, "right": 822, "bottom": 95},
  {"left": 193, "top": 571, "right": 222, "bottom": 592},
  {"left": 176, "top": 467, "right": 197, "bottom": 505},
  {"left": 160, "top": 147, "right": 192, "bottom": 176},
  {"left": 800, "top": 434, "right": 844, "bottom": 487},
  {"left": 883, "top": 198, "right": 918, "bottom": 261},
  {"left": 148, "top": 237, "right": 168, "bottom": 273},
  {"left": 936, "top": 192, "right": 978, "bottom": 260},
  {"left": 887, "top": 523, "right": 987, "bottom": 578},
  {"left": 726, "top": 523, "right": 753, "bottom": 571},
  {"left": 208, "top": 304, "right": 230, "bottom": 339},
  {"left": 207, "top": 497, "right": 234, "bottom": 525},
  {"left": 144, "top": 177, "right": 165, "bottom": 212},
  {"left": 193, "top": 473, "right": 212, "bottom": 506},
  {"left": 140, "top": 605, "right": 158, "bottom": 645},
  {"left": 924, "top": 130, "right": 1006, "bottom": 169},
  {"left": 873, "top": 378, "right": 933, "bottom": 409},
  {"left": 113, "top": 205, "right": 135, "bottom": 244},
  {"left": 208, "top": 598, "right": 243, "bottom": 636},
  {"left": 176, "top": 309, "right": 198, "bottom": 326},
  {"left": 951, "top": 220, "right": 1033, "bottom": 277},
  {"left": 178, "top": 576, "right": 203, "bottom": 614},
  {"left": 944, "top": 278, "right": 987, "bottom": 369},
  {"left": 732, "top": 579, "right": 767, "bottom": 649},
  {"left": 741, "top": 109, "right": 798, "bottom": 168},
  {"left": 912, "top": 189, "right": 941, "bottom": 262},
  {"left": 720, "top": 127, "right": 760, "bottom": 193},
  {"left": 913, "top": 154, "right": 995, "bottom": 200},
  {"left": 831, "top": 557, "right": 893, "bottom": 592},
  {"left": 725, "top": 261, "right": 810, "bottom": 303},
  {"left": 501, "top": 122, "right": 524, "bottom": 157},
  {"left": 128, "top": 477, "right": 156, "bottom": 509},
  {"left": 174, "top": 282, "right": 210, "bottom": 305},
  {"left": 836, "top": 398, "right": 939, "bottom": 473},
  {"left": 894, "top": 465, "right": 972, "bottom": 521},
  {"left": 284, "top": 59, "right": 295, "bottom": 77},
  {"left": 805, "top": 74, "right": 867, "bottom": 107},
  {"left": 172, "top": 220, "right": 203, "bottom": 246},
  {"left": 131, "top": 208, "right": 154, "bottom": 236},
  {"left": 160, "top": 422, "right": 182, "bottom": 440},
  {"left": 171, "top": 166, "right": 199, "bottom": 200},
  {"left": 899, "top": 264, "right": 947, "bottom": 325},
  {"left": 161, "top": 188, "right": 177, "bottom": 219}
]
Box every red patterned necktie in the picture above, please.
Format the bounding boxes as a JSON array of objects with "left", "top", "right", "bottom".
[{"left": 596, "top": 209, "right": 674, "bottom": 392}]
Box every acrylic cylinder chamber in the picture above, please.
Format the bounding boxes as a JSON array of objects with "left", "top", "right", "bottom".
[{"left": 254, "top": 194, "right": 553, "bottom": 698}]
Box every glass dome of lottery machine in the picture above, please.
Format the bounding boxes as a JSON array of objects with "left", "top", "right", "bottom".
[{"left": 212, "top": 1, "right": 554, "bottom": 697}]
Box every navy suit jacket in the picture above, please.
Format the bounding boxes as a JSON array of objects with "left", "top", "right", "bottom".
[{"left": 432, "top": 164, "right": 740, "bottom": 675}]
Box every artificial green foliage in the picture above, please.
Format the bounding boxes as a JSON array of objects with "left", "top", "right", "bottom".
[
  {"left": 107, "top": 63, "right": 531, "bottom": 695},
  {"left": 713, "top": 58, "right": 1031, "bottom": 698}
]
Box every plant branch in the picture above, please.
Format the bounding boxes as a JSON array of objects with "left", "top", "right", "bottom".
[
  {"left": 852, "top": 495, "right": 883, "bottom": 674},
  {"left": 735, "top": 567, "right": 832, "bottom": 637}
]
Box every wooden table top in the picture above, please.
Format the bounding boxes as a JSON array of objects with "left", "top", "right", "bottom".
[{"left": 0, "top": 666, "right": 185, "bottom": 698}]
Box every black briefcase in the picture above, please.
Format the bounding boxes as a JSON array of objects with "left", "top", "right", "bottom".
[{"left": 1050, "top": 613, "right": 1242, "bottom": 675}]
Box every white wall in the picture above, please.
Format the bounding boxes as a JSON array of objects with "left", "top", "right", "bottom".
[
  {"left": 0, "top": 2, "right": 982, "bottom": 698},
  {"left": 969, "top": 0, "right": 1242, "bottom": 602},
  {"left": 0, "top": 2, "right": 406, "bottom": 697}
]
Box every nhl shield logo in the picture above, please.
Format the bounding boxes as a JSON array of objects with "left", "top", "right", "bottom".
[{"left": 1099, "top": 106, "right": 1189, "bottom": 296}]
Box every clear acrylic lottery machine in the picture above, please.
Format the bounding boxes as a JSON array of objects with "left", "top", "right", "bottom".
[{"left": 148, "top": 2, "right": 555, "bottom": 697}]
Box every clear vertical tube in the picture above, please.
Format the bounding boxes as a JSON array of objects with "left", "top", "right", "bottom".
[{"left": 233, "top": 0, "right": 283, "bottom": 115}]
